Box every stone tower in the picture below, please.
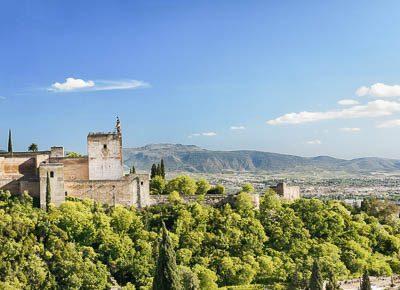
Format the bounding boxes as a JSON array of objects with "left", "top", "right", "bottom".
[
  {"left": 87, "top": 118, "right": 124, "bottom": 180},
  {"left": 39, "top": 162, "right": 65, "bottom": 208}
]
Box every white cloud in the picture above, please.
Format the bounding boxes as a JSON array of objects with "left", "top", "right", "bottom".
[
  {"left": 356, "top": 83, "right": 400, "bottom": 98},
  {"left": 340, "top": 127, "right": 361, "bottom": 132},
  {"left": 202, "top": 132, "right": 217, "bottom": 136},
  {"left": 188, "top": 132, "right": 217, "bottom": 138},
  {"left": 92, "top": 80, "right": 149, "bottom": 91},
  {"left": 376, "top": 119, "right": 400, "bottom": 128},
  {"left": 51, "top": 78, "right": 95, "bottom": 91},
  {"left": 230, "top": 125, "right": 246, "bottom": 130},
  {"left": 49, "top": 77, "right": 149, "bottom": 92},
  {"left": 267, "top": 100, "right": 400, "bottom": 125},
  {"left": 0, "top": 96, "right": 6, "bottom": 100},
  {"left": 338, "top": 99, "right": 359, "bottom": 106},
  {"left": 307, "top": 139, "right": 321, "bottom": 145}
]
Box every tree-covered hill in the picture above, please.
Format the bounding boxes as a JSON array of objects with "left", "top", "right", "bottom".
[
  {"left": 0, "top": 188, "right": 399, "bottom": 289},
  {"left": 123, "top": 144, "right": 400, "bottom": 174}
]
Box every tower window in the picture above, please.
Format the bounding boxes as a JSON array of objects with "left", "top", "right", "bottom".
[
  {"left": 50, "top": 171, "right": 54, "bottom": 178},
  {"left": 103, "top": 144, "right": 107, "bottom": 149},
  {"left": 141, "top": 181, "right": 144, "bottom": 185}
]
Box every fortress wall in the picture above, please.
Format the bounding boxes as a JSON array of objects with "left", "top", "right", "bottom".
[
  {"left": 0, "top": 153, "right": 49, "bottom": 179},
  {"left": 0, "top": 178, "right": 20, "bottom": 193},
  {"left": 19, "top": 180, "right": 40, "bottom": 197},
  {"left": 50, "top": 157, "right": 89, "bottom": 180},
  {"left": 1, "top": 156, "right": 36, "bottom": 177},
  {"left": 64, "top": 174, "right": 150, "bottom": 208},
  {"left": 0, "top": 157, "right": 4, "bottom": 175},
  {"left": 65, "top": 178, "right": 135, "bottom": 206}
]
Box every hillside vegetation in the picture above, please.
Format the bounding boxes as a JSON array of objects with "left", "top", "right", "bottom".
[
  {"left": 0, "top": 187, "right": 400, "bottom": 289},
  {"left": 123, "top": 144, "right": 400, "bottom": 173}
]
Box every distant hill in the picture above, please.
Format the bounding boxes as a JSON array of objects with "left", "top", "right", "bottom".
[{"left": 123, "top": 143, "right": 400, "bottom": 174}]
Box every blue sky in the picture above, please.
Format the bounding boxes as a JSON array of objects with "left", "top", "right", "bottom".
[{"left": 1, "top": 1, "right": 400, "bottom": 159}]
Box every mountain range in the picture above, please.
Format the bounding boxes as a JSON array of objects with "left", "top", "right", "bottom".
[{"left": 123, "top": 144, "right": 400, "bottom": 174}]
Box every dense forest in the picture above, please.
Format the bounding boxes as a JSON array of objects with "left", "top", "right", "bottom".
[{"left": 0, "top": 182, "right": 399, "bottom": 289}]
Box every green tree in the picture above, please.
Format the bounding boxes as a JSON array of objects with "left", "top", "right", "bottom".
[
  {"left": 325, "top": 271, "right": 341, "bottom": 290},
  {"left": 130, "top": 165, "right": 136, "bottom": 174},
  {"left": 66, "top": 151, "right": 82, "bottom": 158},
  {"left": 166, "top": 176, "right": 197, "bottom": 196},
  {"left": 195, "top": 179, "right": 210, "bottom": 195},
  {"left": 178, "top": 266, "right": 199, "bottom": 290},
  {"left": 193, "top": 265, "right": 218, "bottom": 290},
  {"left": 153, "top": 223, "right": 181, "bottom": 290},
  {"left": 151, "top": 176, "right": 166, "bottom": 195},
  {"left": 207, "top": 184, "right": 225, "bottom": 195},
  {"left": 46, "top": 172, "right": 51, "bottom": 211},
  {"left": 241, "top": 183, "right": 255, "bottom": 193},
  {"left": 160, "top": 159, "right": 166, "bottom": 179},
  {"left": 28, "top": 143, "right": 38, "bottom": 152},
  {"left": 360, "top": 270, "right": 371, "bottom": 290},
  {"left": 309, "top": 260, "right": 323, "bottom": 290},
  {"left": 7, "top": 129, "right": 12, "bottom": 154},
  {"left": 168, "top": 191, "right": 183, "bottom": 204},
  {"left": 156, "top": 164, "right": 161, "bottom": 177},
  {"left": 151, "top": 164, "right": 157, "bottom": 179}
]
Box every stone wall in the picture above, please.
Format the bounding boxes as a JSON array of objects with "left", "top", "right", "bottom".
[
  {"left": 50, "top": 157, "right": 89, "bottom": 180},
  {"left": 19, "top": 180, "right": 40, "bottom": 197},
  {"left": 271, "top": 182, "right": 300, "bottom": 201},
  {"left": 0, "top": 156, "right": 36, "bottom": 177},
  {"left": 64, "top": 174, "right": 150, "bottom": 208},
  {"left": 0, "top": 178, "right": 20, "bottom": 194},
  {"left": 0, "top": 153, "right": 49, "bottom": 195},
  {"left": 88, "top": 133, "right": 123, "bottom": 180}
]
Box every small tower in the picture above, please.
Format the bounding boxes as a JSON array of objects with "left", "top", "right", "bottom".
[{"left": 87, "top": 118, "right": 124, "bottom": 180}]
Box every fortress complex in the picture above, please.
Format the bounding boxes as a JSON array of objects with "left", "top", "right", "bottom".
[{"left": 0, "top": 119, "right": 150, "bottom": 208}]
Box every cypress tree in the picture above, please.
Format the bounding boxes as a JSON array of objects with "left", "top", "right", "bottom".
[
  {"left": 151, "top": 164, "right": 157, "bottom": 179},
  {"left": 360, "top": 270, "right": 371, "bottom": 290},
  {"left": 153, "top": 223, "right": 181, "bottom": 290},
  {"left": 131, "top": 165, "right": 136, "bottom": 174},
  {"left": 309, "top": 260, "right": 323, "bottom": 290},
  {"left": 7, "top": 129, "right": 13, "bottom": 154},
  {"left": 156, "top": 163, "right": 161, "bottom": 177},
  {"left": 160, "top": 159, "right": 165, "bottom": 179},
  {"left": 45, "top": 172, "right": 51, "bottom": 212}
]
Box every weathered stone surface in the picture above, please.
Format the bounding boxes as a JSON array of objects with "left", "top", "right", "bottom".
[{"left": 88, "top": 133, "right": 123, "bottom": 180}]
